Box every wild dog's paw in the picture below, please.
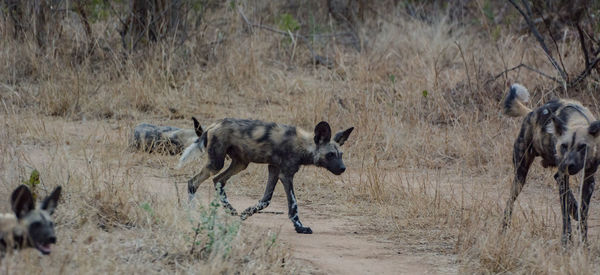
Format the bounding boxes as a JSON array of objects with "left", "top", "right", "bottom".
[
  {"left": 240, "top": 208, "right": 254, "bottom": 220},
  {"left": 295, "top": 226, "right": 313, "bottom": 234}
]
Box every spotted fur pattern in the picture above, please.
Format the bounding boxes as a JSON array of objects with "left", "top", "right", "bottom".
[
  {"left": 0, "top": 185, "right": 61, "bottom": 256},
  {"left": 502, "top": 83, "right": 600, "bottom": 245},
  {"left": 132, "top": 117, "right": 202, "bottom": 155},
  {"left": 179, "top": 118, "right": 354, "bottom": 234}
]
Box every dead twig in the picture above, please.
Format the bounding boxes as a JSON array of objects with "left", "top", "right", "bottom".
[
  {"left": 455, "top": 42, "right": 473, "bottom": 93},
  {"left": 568, "top": 57, "right": 600, "bottom": 88},
  {"left": 576, "top": 24, "right": 591, "bottom": 68}
]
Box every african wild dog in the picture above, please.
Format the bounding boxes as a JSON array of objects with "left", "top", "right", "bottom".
[
  {"left": 178, "top": 118, "right": 354, "bottom": 234},
  {"left": 502, "top": 83, "right": 600, "bottom": 244},
  {"left": 0, "top": 185, "right": 61, "bottom": 256},
  {"left": 132, "top": 117, "right": 203, "bottom": 155}
]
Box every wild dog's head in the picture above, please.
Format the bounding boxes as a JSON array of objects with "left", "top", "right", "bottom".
[
  {"left": 553, "top": 118, "right": 600, "bottom": 175},
  {"left": 10, "top": 185, "right": 61, "bottom": 255},
  {"left": 312, "top": 121, "right": 354, "bottom": 175}
]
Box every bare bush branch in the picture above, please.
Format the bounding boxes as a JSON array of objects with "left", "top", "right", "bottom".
[{"left": 508, "top": 0, "right": 567, "bottom": 84}]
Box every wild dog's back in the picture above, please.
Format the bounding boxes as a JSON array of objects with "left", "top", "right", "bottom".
[{"left": 205, "top": 118, "right": 314, "bottom": 164}]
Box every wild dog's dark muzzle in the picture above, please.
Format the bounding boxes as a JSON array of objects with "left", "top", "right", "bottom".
[
  {"left": 332, "top": 166, "right": 346, "bottom": 175},
  {"left": 560, "top": 152, "right": 585, "bottom": 175},
  {"left": 326, "top": 160, "right": 346, "bottom": 175}
]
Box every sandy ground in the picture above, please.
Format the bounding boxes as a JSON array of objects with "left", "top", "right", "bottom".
[{"left": 215, "top": 193, "right": 454, "bottom": 274}]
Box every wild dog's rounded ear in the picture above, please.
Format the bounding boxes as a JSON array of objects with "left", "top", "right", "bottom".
[
  {"left": 11, "top": 185, "right": 35, "bottom": 219},
  {"left": 334, "top": 127, "right": 354, "bottom": 146},
  {"left": 589, "top": 121, "right": 600, "bottom": 138},
  {"left": 41, "top": 186, "right": 61, "bottom": 215},
  {"left": 192, "top": 117, "right": 203, "bottom": 137},
  {"left": 314, "top": 121, "right": 331, "bottom": 145}
]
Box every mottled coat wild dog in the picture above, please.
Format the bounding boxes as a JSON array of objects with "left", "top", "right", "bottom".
[
  {"left": 178, "top": 118, "right": 354, "bottom": 234},
  {"left": 502, "top": 83, "right": 600, "bottom": 244},
  {"left": 132, "top": 117, "right": 203, "bottom": 155},
  {"left": 0, "top": 185, "right": 61, "bottom": 256}
]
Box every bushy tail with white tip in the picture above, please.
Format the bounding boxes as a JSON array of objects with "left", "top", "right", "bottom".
[
  {"left": 177, "top": 141, "right": 204, "bottom": 169},
  {"left": 503, "top": 83, "right": 532, "bottom": 117}
]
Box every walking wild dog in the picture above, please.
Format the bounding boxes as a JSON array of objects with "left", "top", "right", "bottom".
[
  {"left": 178, "top": 118, "right": 354, "bottom": 234},
  {"left": 502, "top": 83, "right": 600, "bottom": 244},
  {"left": 0, "top": 185, "right": 61, "bottom": 256}
]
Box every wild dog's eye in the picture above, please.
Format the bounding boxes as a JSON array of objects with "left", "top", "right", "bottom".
[
  {"left": 326, "top": 152, "right": 335, "bottom": 160},
  {"left": 578, "top": 144, "right": 587, "bottom": 151},
  {"left": 560, "top": 143, "right": 568, "bottom": 154}
]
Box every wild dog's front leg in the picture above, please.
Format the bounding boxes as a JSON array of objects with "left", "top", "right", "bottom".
[
  {"left": 280, "top": 174, "right": 312, "bottom": 234},
  {"left": 241, "top": 165, "right": 279, "bottom": 220},
  {"left": 579, "top": 169, "right": 596, "bottom": 243},
  {"left": 555, "top": 172, "right": 573, "bottom": 245}
]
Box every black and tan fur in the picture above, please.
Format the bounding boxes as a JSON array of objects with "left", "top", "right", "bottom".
[
  {"left": 179, "top": 118, "right": 354, "bottom": 234},
  {"left": 0, "top": 185, "right": 61, "bottom": 256},
  {"left": 132, "top": 117, "right": 203, "bottom": 155},
  {"left": 502, "top": 83, "right": 600, "bottom": 244}
]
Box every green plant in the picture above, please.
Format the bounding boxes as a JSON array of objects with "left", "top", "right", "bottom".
[
  {"left": 23, "top": 169, "right": 41, "bottom": 200},
  {"left": 277, "top": 13, "right": 300, "bottom": 32},
  {"left": 190, "top": 193, "right": 240, "bottom": 259}
]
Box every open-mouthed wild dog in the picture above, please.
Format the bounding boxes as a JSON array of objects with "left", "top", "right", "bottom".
[{"left": 0, "top": 185, "right": 61, "bottom": 256}]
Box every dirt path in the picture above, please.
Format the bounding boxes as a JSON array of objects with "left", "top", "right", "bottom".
[
  {"left": 237, "top": 196, "right": 448, "bottom": 274},
  {"left": 187, "top": 183, "right": 456, "bottom": 275}
]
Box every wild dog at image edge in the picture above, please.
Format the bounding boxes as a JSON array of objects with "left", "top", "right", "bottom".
[
  {"left": 178, "top": 118, "right": 354, "bottom": 234},
  {"left": 502, "top": 83, "right": 600, "bottom": 244},
  {"left": 0, "top": 185, "right": 61, "bottom": 256}
]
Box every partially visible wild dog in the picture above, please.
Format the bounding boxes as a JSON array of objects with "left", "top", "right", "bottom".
[
  {"left": 178, "top": 118, "right": 354, "bottom": 234},
  {"left": 502, "top": 83, "right": 600, "bottom": 244},
  {"left": 0, "top": 185, "right": 61, "bottom": 256},
  {"left": 132, "top": 117, "right": 203, "bottom": 155}
]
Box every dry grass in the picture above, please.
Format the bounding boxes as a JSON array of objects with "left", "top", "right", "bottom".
[{"left": 1, "top": 1, "right": 600, "bottom": 274}]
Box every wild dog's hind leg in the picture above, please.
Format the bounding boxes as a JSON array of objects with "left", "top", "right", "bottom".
[
  {"left": 212, "top": 159, "right": 249, "bottom": 216},
  {"left": 280, "top": 174, "right": 312, "bottom": 234},
  {"left": 502, "top": 133, "right": 535, "bottom": 229},
  {"left": 241, "top": 165, "right": 279, "bottom": 220}
]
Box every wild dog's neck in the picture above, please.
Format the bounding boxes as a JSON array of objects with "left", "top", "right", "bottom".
[{"left": 296, "top": 129, "right": 318, "bottom": 166}]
